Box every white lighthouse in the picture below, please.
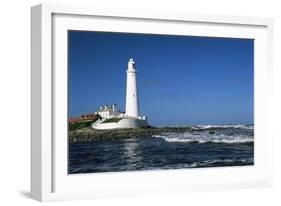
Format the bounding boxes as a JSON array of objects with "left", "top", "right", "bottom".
[
  {"left": 125, "top": 58, "right": 139, "bottom": 117},
  {"left": 92, "top": 58, "right": 148, "bottom": 130}
]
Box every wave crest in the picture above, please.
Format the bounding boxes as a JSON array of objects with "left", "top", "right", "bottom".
[
  {"left": 192, "top": 124, "right": 254, "bottom": 130},
  {"left": 153, "top": 132, "right": 253, "bottom": 144}
]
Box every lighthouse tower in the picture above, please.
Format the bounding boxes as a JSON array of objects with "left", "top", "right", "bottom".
[
  {"left": 125, "top": 58, "right": 139, "bottom": 117},
  {"left": 92, "top": 58, "right": 148, "bottom": 129}
]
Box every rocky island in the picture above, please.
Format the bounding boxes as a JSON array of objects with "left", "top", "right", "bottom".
[
  {"left": 68, "top": 120, "right": 219, "bottom": 143},
  {"left": 69, "top": 126, "right": 192, "bottom": 143}
]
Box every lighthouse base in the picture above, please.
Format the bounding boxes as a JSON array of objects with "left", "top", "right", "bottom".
[{"left": 92, "top": 117, "right": 148, "bottom": 130}]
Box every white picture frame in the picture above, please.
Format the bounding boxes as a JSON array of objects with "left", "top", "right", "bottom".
[{"left": 31, "top": 3, "right": 274, "bottom": 202}]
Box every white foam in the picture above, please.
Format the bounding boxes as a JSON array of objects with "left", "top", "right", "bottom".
[
  {"left": 153, "top": 131, "right": 253, "bottom": 144},
  {"left": 194, "top": 124, "right": 253, "bottom": 129}
]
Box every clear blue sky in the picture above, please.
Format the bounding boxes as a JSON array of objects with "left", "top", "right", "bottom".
[{"left": 68, "top": 31, "right": 254, "bottom": 126}]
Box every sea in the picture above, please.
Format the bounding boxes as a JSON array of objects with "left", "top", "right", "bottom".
[{"left": 68, "top": 124, "right": 254, "bottom": 174}]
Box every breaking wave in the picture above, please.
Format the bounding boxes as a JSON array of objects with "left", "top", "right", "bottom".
[
  {"left": 191, "top": 124, "right": 254, "bottom": 130},
  {"left": 153, "top": 128, "right": 253, "bottom": 144}
]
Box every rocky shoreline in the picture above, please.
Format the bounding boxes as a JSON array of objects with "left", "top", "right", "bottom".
[{"left": 68, "top": 126, "right": 197, "bottom": 143}]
